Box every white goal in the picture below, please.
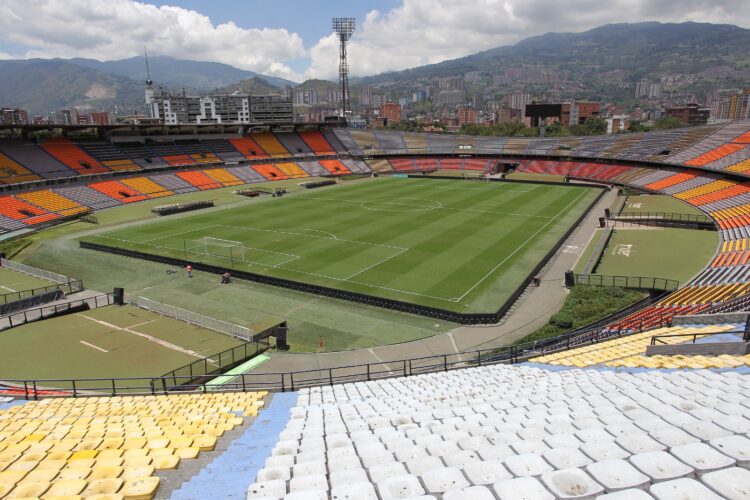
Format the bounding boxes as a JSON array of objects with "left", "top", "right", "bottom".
[{"left": 184, "top": 237, "right": 246, "bottom": 263}]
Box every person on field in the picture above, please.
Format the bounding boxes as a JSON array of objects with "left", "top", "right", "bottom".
[{"left": 186, "top": 264, "right": 193, "bottom": 278}]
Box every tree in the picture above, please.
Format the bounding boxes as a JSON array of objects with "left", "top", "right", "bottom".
[
  {"left": 652, "top": 116, "right": 685, "bottom": 130},
  {"left": 581, "top": 117, "right": 608, "bottom": 135}
]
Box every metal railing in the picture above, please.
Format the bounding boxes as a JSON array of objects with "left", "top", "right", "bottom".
[
  {"left": 0, "top": 281, "right": 83, "bottom": 305},
  {"left": 574, "top": 274, "right": 679, "bottom": 291},
  {"left": 614, "top": 211, "right": 713, "bottom": 224},
  {"left": 650, "top": 329, "right": 745, "bottom": 345},
  {"left": 130, "top": 296, "right": 253, "bottom": 342},
  {"left": 1, "top": 258, "right": 82, "bottom": 287},
  {"left": 0, "top": 293, "right": 114, "bottom": 330}
]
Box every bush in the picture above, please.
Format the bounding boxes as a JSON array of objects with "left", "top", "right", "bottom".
[{"left": 516, "top": 286, "right": 644, "bottom": 344}]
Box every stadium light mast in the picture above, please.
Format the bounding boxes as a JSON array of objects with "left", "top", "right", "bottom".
[{"left": 332, "top": 17, "right": 355, "bottom": 119}]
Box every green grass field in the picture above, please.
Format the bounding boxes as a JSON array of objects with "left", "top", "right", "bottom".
[
  {"left": 0, "top": 305, "right": 243, "bottom": 385},
  {"left": 595, "top": 227, "right": 718, "bottom": 284},
  {"left": 0, "top": 267, "right": 55, "bottom": 294},
  {"left": 82, "top": 178, "right": 599, "bottom": 313},
  {"left": 620, "top": 194, "right": 703, "bottom": 216}
]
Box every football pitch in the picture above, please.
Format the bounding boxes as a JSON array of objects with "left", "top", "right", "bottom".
[{"left": 82, "top": 178, "right": 601, "bottom": 313}]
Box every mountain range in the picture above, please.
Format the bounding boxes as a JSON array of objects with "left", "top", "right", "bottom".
[{"left": 1, "top": 22, "right": 749, "bottom": 116}]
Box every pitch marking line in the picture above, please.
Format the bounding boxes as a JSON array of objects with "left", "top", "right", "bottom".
[
  {"left": 0, "top": 285, "right": 16, "bottom": 293},
  {"left": 343, "top": 248, "right": 409, "bottom": 281},
  {"left": 80, "top": 340, "right": 108, "bottom": 353},
  {"left": 139, "top": 224, "right": 218, "bottom": 244},
  {"left": 77, "top": 313, "right": 212, "bottom": 361},
  {"left": 216, "top": 225, "right": 408, "bottom": 251},
  {"left": 455, "top": 189, "right": 589, "bottom": 303}
]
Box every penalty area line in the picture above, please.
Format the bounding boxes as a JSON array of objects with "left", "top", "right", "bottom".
[{"left": 80, "top": 340, "right": 108, "bottom": 353}]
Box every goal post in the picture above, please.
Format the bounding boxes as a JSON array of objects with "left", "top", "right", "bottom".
[{"left": 183, "top": 237, "right": 246, "bottom": 266}]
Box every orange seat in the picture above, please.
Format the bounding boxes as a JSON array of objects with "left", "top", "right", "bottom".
[
  {"left": 274, "top": 162, "right": 309, "bottom": 178},
  {"left": 228, "top": 137, "right": 269, "bottom": 159},
  {"left": 163, "top": 155, "right": 197, "bottom": 166},
  {"left": 89, "top": 180, "right": 149, "bottom": 203},
  {"left": 41, "top": 137, "right": 109, "bottom": 174},
  {"left": 0, "top": 195, "right": 56, "bottom": 221},
  {"left": 175, "top": 171, "right": 222, "bottom": 190},
  {"left": 251, "top": 164, "right": 289, "bottom": 180},
  {"left": 299, "top": 131, "right": 335, "bottom": 155},
  {"left": 319, "top": 160, "right": 351, "bottom": 175},
  {"left": 253, "top": 133, "right": 291, "bottom": 157},
  {"left": 685, "top": 143, "right": 746, "bottom": 166},
  {"left": 645, "top": 171, "right": 698, "bottom": 190}
]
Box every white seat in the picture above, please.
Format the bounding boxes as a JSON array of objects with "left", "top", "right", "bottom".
[
  {"left": 265, "top": 456, "right": 295, "bottom": 468},
  {"left": 462, "top": 460, "right": 512, "bottom": 485},
  {"left": 542, "top": 446, "right": 592, "bottom": 469},
  {"left": 330, "top": 482, "right": 378, "bottom": 500},
  {"left": 292, "top": 461, "right": 326, "bottom": 477},
  {"left": 477, "top": 444, "right": 515, "bottom": 461},
  {"left": 670, "top": 442, "right": 735, "bottom": 474},
  {"left": 648, "top": 426, "right": 699, "bottom": 448},
  {"left": 708, "top": 434, "right": 750, "bottom": 466},
  {"left": 681, "top": 421, "right": 732, "bottom": 441},
  {"left": 443, "top": 450, "right": 481, "bottom": 468},
  {"left": 369, "top": 462, "right": 407, "bottom": 483},
  {"left": 377, "top": 474, "right": 426, "bottom": 500},
  {"left": 284, "top": 491, "right": 327, "bottom": 500},
  {"left": 628, "top": 451, "right": 694, "bottom": 482},
  {"left": 541, "top": 468, "right": 604, "bottom": 500},
  {"left": 246, "top": 480, "right": 287, "bottom": 498},
  {"left": 329, "top": 468, "right": 368, "bottom": 488},
  {"left": 420, "top": 466, "right": 470, "bottom": 493},
  {"left": 649, "top": 478, "right": 723, "bottom": 500},
  {"left": 701, "top": 466, "right": 750, "bottom": 500},
  {"left": 586, "top": 459, "right": 650, "bottom": 491},
  {"left": 504, "top": 453, "right": 553, "bottom": 477},
  {"left": 289, "top": 474, "right": 329, "bottom": 492},
  {"left": 492, "top": 476, "right": 554, "bottom": 500},
  {"left": 256, "top": 466, "right": 291, "bottom": 482},
  {"left": 617, "top": 433, "right": 667, "bottom": 455},
  {"left": 406, "top": 456, "right": 444, "bottom": 475},
  {"left": 443, "top": 485, "right": 495, "bottom": 500},
  {"left": 595, "top": 489, "right": 655, "bottom": 499},
  {"left": 580, "top": 440, "right": 630, "bottom": 461}
]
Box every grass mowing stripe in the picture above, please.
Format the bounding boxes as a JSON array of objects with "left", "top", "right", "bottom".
[{"left": 82, "top": 178, "right": 598, "bottom": 313}]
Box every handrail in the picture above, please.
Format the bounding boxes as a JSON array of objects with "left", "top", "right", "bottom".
[{"left": 650, "top": 329, "right": 745, "bottom": 345}]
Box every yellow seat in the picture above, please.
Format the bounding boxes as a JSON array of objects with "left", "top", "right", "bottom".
[
  {"left": 6, "top": 480, "right": 50, "bottom": 498},
  {"left": 192, "top": 436, "right": 216, "bottom": 452},
  {"left": 57, "top": 467, "right": 91, "bottom": 481},
  {"left": 89, "top": 467, "right": 123, "bottom": 481},
  {"left": 122, "top": 457, "right": 151, "bottom": 468},
  {"left": 45, "top": 478, "right": 87, "bottom": 497},
  {"left": 152, "top": 455, "right": 179, "bottom": 471},
  {"left": 82, "top": 478, "right": 124, "bottom": 496},
  {"left": 174, "top": 448, "right": 199, "bottom": 460},
  {"left": 121, "top": 476, "right": 159, "bottom": 500},
  {"left": 121, "top": 466, "right": 154, "bottom": 481}
]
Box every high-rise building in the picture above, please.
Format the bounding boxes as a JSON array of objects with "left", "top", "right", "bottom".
[
  {"left": 0, "top": 107, "right": 29, "bottom": 125},
  {"left": 458, "top": 107, "right": 477, "bottom": 126},
  {"left": 148, "top": 92, "right": 291, "bottom": 125},
  {"left": 379, "top": 102, "right": 402, "bottom": 125},
  {"left": 360, "top": 86, "right": 373, "bottom": 106},
  {"left": 505, "top": 93, "right": 531, "bottom": 113},
  {"left": 710, "top": 89, "right": 750, "bottom": 122},
  {"left": 665, "top": 103, "right": 710, "bottom": 126}
]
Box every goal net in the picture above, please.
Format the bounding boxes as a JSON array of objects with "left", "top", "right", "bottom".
[{"left": 184, "top": 237, "right": 246, "bottom": 263}]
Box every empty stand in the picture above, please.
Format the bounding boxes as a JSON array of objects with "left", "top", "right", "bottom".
[
  {"left": 319, "top": 160, "right": 352, "bottom": 175},
  {"left": 55, "top": 185, "right": 122, "bottom": 210},
  {"left": 253, "top": 133, "right": 291, "bottom": 157},
  {"left": 201, "top": 139, "right": 246, "bottom": 162},
  {"left": 252, "top": 164, "right": 289, "bottom": 181},
  {"left": 203, "top": 168, "right": 244, "bottom": 186},
  {"left": 16, "top": 190, "right": 88, "bottom": 216},
  {"left": 120, "top": 177, "right": 174, "bottom": 198},
  {"left": 0, "top": 152, "right": 40, "bottom": 185},
  {"left": 298, "top": 131, "right": 335, "bottom": 155},
  {"left": 89, "top": 181, "right": 149, "bottom": 203},
  {"left": 275, "top": 132, "right": 313, "bottom": 155},
  {"left": 296, "top": 161, "right": 330, "bottom": 177},
  {"left": 228, "top": 137, "right": 270, "bottom": 159},
  {"left": 274, "top": 162, "right": 310, "bottom": 179},
  {"left": 0, "top": 196, "right": 57, "bottom": 224},
  {"left": 0, "top": 140, "right": 76, "bottom": 179},
  {"left": 321, "top": 129, "right": 349, "bottom": 154},
  {"left": 149, "top": 174, "right": 199, "bottom": 194},
  {"left": 225, "top": 166, "right": 267, "bottom": 183},
  {"left": 41, "top": 137, "right": 109, "bottom": 174},
  {"left": 175, "top": 171, "right": 222, "bottom": 190}
]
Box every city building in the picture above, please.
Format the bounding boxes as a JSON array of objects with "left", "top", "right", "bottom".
[
  {"left": 0, "top": 107, "right": 29, "bottom": 125},
  {"left": 379, "top": 102, "right": 402, "bottom": 125},
  {"left": 525, "top": 101, "right": 600, "bottom": 127},
  {"left": 710, "top": 88, "right": 750, "bottom": 122},
  {"left": 148, "top": 91, "right": 292, "bottom": 125},
  {"left": 433, "top": 90, "right": 466, "bottom": 107},
  {"left": 458, "top": 107, "right": 477, "bottom": 126},
  {"left": 504, "top": 93, "right": 531, "bottom": 114},
  {"left": 665, "top": 103, "right": 710, "bottom": 126},
  {"left": 635, "top": 79, "right": 663, "bottom": 99}
]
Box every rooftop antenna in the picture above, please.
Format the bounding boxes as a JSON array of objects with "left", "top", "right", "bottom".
[
  {"left": 144, "top": 48, "right": 152, "bottom": 86},
  {"left": 332, "top": 17, "right": 355, "bottom": 118},
  {"left": 144, "top": 48, "right": 155, "bottom": 109}
]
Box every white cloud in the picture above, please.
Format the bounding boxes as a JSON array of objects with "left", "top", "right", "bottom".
[
  {"left": 0, "top": 0, "right": 748, "bottom": 82},
  {"left": 305, "top": 0, "right": 750, "bottom": 80},
  {"left": 0, "top": 0, "right": 307, "bottom": 80}
]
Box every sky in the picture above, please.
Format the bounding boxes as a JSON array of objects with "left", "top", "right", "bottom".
[{"left": 0, "top": 0, "right": 748, "bottom": 83}]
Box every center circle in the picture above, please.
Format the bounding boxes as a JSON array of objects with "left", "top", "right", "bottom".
[{"left": 360, "top": 198, "right": 442, "bottom": 212}]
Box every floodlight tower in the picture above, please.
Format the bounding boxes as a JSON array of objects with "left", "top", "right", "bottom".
[{"left": 332, "top": 17, "right": 355, "bottom": 118}]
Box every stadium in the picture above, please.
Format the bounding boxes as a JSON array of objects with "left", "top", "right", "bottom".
[{"left": 2, "top": 8, "right": 750, "bottom": 500}]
